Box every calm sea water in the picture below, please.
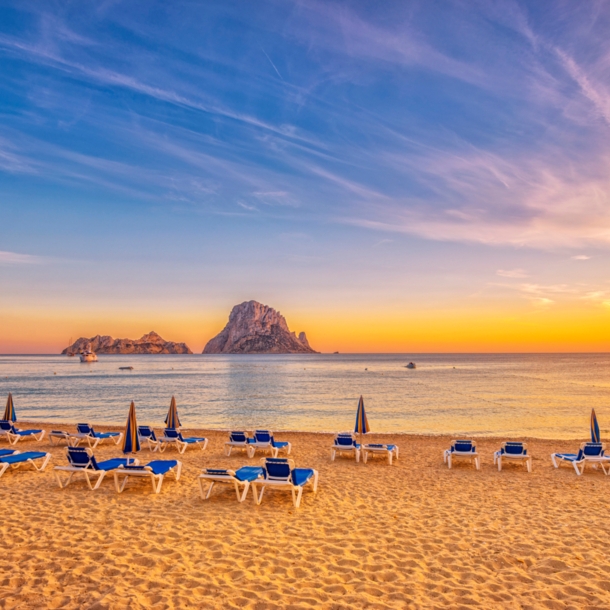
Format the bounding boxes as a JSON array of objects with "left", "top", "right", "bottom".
[{"left": 0, "top": 354, "right": 608, "bottom": 439}]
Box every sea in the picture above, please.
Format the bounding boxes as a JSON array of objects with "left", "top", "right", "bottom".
[{"left": 0, "top": 353, "right": 608, "bottom": 439}]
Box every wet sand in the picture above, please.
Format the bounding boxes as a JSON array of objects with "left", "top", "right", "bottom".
[{"left": 1, "top": 424, "right": 609, "bottom": 609}]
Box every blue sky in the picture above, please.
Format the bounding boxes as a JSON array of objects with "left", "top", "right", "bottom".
[{"left": 0, "top": 1, "right": 609, "bottom": 352}]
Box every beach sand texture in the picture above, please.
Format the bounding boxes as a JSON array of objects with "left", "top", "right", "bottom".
[{"left": 1, "top": 426, "right": 610, "bottom": 609}]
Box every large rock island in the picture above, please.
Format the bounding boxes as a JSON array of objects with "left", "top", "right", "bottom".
[
  {"left": 203, "top": 301, "right": 318, "bottom": 354},
  {"left": 62, "top": 331, "right": 192, "bottom": 355}
]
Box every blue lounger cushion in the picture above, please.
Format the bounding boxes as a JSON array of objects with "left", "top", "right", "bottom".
[
  {"left": 235, "top": 466, "right": 265, "bottom": 482},
  {"left": 96, "top": 458, "right": 132, "bottom": 471},
  {"left": 0, "top": 449, "right": 17, "bottom": 457},
  {"left": 122, "top": 460, "right": 178, "bottom": 475},
  {"left": 554, "top": 453, "right": 578, "bottom": 461},
  {"left": 272, "top": 441, "right": 290, "bottom": 449},
  {"left": 291, "top": 468, "right": 315, "bottom": 487},
  {"left": 205, "top": 467, "right": 264, "bottom": 482},
  {"left": 15, "top": 429, "right": 42, "bottom": 436},
  {"left": 0, "top": 451, "right": 47, "bottom": 464},
  {"left": 182, "top": 437, "right": 206, "bottom": 444}
]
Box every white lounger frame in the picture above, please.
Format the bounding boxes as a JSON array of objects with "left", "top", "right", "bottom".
[
  {"left": 0, "top": 451, "right": 51, "bottom": 478},
  {"left": 251, "top": 459, "right": 319, "bottom": 508},
  {"left": 71, "top": 432, "right": 124, "bottom": 449},
  {"left": 331, "top": 433, "right": 360, "bottom": 462},
  {"left": 54, "top": 457, "right": 140, "bottom": 491},
  {"left": 198, "top": 470, "right": 261, "bottom": 502},
  {"left": 551, "top": 443, "right": 610, "bottom": 475},
  {"left": 1, "top": 428, "right": 46, "bottom": 446},
  {"left": 362, "top": 444, "right": 399, "bottom": 465},
  {"left": 157, "top": 435, "right": 208, "bottom": 455},
  {"left": 113, "top": 461, "right": 183, "bottom": 494},
  {"left": 494, "top": 443, "right": 532, "bottom": 472},
  {"left": 224, "top": 435, "right": 254, "bottom": 458},
  {"left": 49, "top": 431, "right": 80, "bottom": 446},
  {"left": 444, "top": 442, "right": 480, "bottom": 470}
]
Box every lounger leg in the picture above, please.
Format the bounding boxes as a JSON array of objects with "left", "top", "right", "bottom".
[
  {"left": 177, "top": 442, "right": 187, "bottom": 455},
  {"left": 114, "top": 473, "right": 129, "bottom": 493},
  {"left": 312, "top": 471, "right": 319, "bottom": 493},
  {"left": 55, "top": 471, "right": 75, "bottom": 489},
  {"left": 363, "top": 451, "right": 368, "bottom": 464},
  {"left": 388, "top": 452, "right": 392, "bottom": 465},
  {"left": 497, "top": 457, "right": 502, "bottom": 472},
  {"left": 355, "top": 449, "right": 360, "bottom": 463},
  {"left": 447, "top": 455, "right": 452, "bottom": 469},
  {"left": 551, "top": 454, "right": 559, "bottom": 468},
  {"left": 152, "top": 474, "right": 163, "bottom": 493},
  {"left": 294, "top": 486, "right": 304, "bottom": 508},
  {"left": 475, "top": 457, "right": 480, "bottom": 470},
  {"left": 7, "top": 433, "right": 19, "bottom": 446},
  {"left": 0, "top": 463, "right": 9, "bottom": 478},
  {"left": 238, "top": 481, "right": 251, "bottom": 502},
  {"left": 573, "top": 461, "right": 582, "bottom": 475},
  {"left": 526, "top": 458, "right": 532, "bottom": 473},
  {"left": 252, "top": 484, "right": 264, "bottom": 505}
]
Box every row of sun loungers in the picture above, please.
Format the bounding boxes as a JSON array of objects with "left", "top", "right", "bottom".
[{"left": 443, "top": 439, "right": 610, "bottom": 475}]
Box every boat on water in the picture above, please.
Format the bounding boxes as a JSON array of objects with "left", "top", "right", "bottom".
[
  {"left": 406, "top": 362, "right": 416, "bottom": 369},
  {"left": 119, "top": 366, "right": 134, "bottom": 370},
  {"left": 80, "top": 350, "right": 98, "bottom": 363}
]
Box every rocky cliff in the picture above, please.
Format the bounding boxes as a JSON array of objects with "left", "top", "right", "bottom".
[
  {"left": 203, "top": 301, "right": 318, "bottom": 354},
  {"left": 62, "top": 331, "right": 192, "bottom": 355}
]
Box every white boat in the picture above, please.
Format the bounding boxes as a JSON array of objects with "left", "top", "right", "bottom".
[
  {"left": 80, "top": 350, "right": 98, "bottom": 363},
  {"left": 406, "top": 362, "right": 416, "bottom": 369}
]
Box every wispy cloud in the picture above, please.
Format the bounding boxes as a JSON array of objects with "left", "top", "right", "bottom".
[
  {"left": 0, "top": 251, "right": 44, "bottom": 264},
  {"left": 572, "top": 254, "right": 591, "bottom": 260},
  {"left": 497, "top": 269, "right": 528, "bottom": 279}
]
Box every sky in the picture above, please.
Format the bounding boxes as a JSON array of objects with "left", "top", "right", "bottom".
[{"left": 0, "top": 0, "right": 609, "bottom": 353}]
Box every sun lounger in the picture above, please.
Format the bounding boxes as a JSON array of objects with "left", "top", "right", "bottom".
[
  {"left": 113, "top": 460, "right": 182, "bottom": 494},
  {"left": 331, "top": 433, "right": 361, "bottom": 462},
  {"left": 0, "top": 448, "right": 18, "bottom": 458},
  {"left": 0, "top": 420, "right": 45, "bottom": 445},
  {"left": 198, "top": 466, "right": 265, "bottom": 502},
  {"left": 54, "top": 447, "right": 138, "bottom": 490},
  {"left": 225, "top": 431, "right": 254, "bottom": 457},
  {"left": 158, "top": 428, "right": 208, "bottom": 454},
  {"left": 73, "top": 424, "right": 123, "bottom": 449},
  {"left": 444, "top": 440, "right": 480, "bottom": 470},
  {"left": 251, "top": 458, "right": 318, "bottom": 508},
  {"left": 551, "top": 442, "right": 610, "bottom": 475},
  {"left": 248, "top": 430, "right": 291, "bottom": 457},
  {"left": 49, "top": 430, "right": 79, "bottom": 446},
  {"left": 494, "top": 441, "right": 532, "bottom": 472},
  {"left": 138, "top": 426, "right": 161, "bottom": 452},
  {"left": 0, "top": 450, "right": 51, "bottom": 479},
  {"left": 362, "top": 443, "right": 399, "bottom": 465}
]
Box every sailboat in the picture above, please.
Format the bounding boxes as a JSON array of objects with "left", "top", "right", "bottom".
[{"left": 67, "top": 337, "right": 75, "bottom": 357}]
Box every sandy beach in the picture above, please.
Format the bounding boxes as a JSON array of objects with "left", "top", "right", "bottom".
[{"left": 1, "top": 425, "right": 610, "bottom": 609}]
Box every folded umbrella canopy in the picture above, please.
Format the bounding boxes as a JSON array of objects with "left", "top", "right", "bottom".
[
  {"left": 591, "top": 408, "right": 601, "bottom": 443},
  {"left": 354, "top": 395, "right": 369, "bottom": 450},
  {"left": 3, "top": 393, "right": 16, "bottom": 423},
  {"left": 165, "top": 396, "right": 181, "bottom": 430},
  {"left": 122, "top": 401, "right": 140, "bottom": 455}
]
